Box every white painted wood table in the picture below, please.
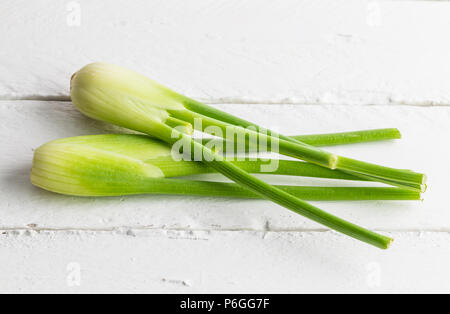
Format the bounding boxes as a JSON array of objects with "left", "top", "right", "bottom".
[{"left": 1, "top": 0, "right": 450, "bottom": 293}]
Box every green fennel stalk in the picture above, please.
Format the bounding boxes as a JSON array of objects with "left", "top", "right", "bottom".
[
  {"left": 293, "top": 128, "right": 401, "bottom": 147},
  {"left": 203, "top": 128, "right": 401, "bottom": 155}
]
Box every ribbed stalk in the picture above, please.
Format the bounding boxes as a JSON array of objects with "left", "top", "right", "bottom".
[
  {"left": 202, "top": 128, "right": 402, "bottom": 151},
  {"left": 232, "top": 160, "right": 365, "bottom": 180},
  {"left": 112, "top": 178, "right": 422, "bottom": 201},
  {"left": 293, "top": 128, "right": 402, "bottom": 146},
  {"left": 150, "top": 157, "right": 365, "bottom": 181},
  {"left": 336, "top": 157, "right": 426, "bottom": 186}
]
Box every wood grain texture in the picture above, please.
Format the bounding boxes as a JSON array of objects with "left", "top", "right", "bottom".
[
  {"left": 1, "top": 0, "right": 450, "bottom": 105},
  {"left": 1, "top": 230, "right": 449, "bottom": 293},
  {"left": 0, "top": 100, "right": 446, "bottom": 232}
]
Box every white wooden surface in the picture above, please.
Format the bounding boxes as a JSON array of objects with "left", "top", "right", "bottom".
[{"left": 1, "top": 0, "right": 450, "bottom": 293}]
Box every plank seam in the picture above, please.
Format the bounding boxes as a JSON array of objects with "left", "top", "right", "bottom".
[
  {"left": 0, "top": 97, "right": 449, "bottom": 107},
  {"left": 0, "top": 227, "right": 448, "bottom": 234}
]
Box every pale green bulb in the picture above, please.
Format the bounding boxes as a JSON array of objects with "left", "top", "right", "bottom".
[
  {"left": 30, "top": 134, "right": 206, "bottom": 196},
  {"left": 70, "top": 63, "right": 188, "bottom": 141}
]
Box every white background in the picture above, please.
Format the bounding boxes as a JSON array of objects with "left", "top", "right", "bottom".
[{"left": 1, "top": 0, "right": 449, "bottom": 293}]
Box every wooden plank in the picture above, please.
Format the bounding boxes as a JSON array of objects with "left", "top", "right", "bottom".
[
  {"left": 0, "top": 229, "right": 449, "bottom": 293},
  {"left": 0, "top": 100, "right": 446, "bottom": 231},
  {"left": 1, "top": 0, "right": 450, "bottom": 105}
]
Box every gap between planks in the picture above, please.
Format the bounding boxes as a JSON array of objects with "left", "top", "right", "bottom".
[
  {"left": 1, "top": 226, "right": 450, "bottom": 235},
  {"left": 0, "top": 96, "right": 449, "bottom": 107}
]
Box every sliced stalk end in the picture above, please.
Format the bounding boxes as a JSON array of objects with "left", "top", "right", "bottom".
[
  {"left": 165, "top": 116, "right": 194, "bottom": 135},
  {"left": 385, "top": 237, "right": 395, "bottom": 250},
  {"left": 335, "top": 156, "right": 426, "bottom": 191},
  {"left": 421, "top": 173, "right": 428, "bottom": 185},
  {"left": 368, "top": 234, "right": 394, "bottom": 250},
  {"left": 421, "top": 184, "right": 428, "bottom": 193}
]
